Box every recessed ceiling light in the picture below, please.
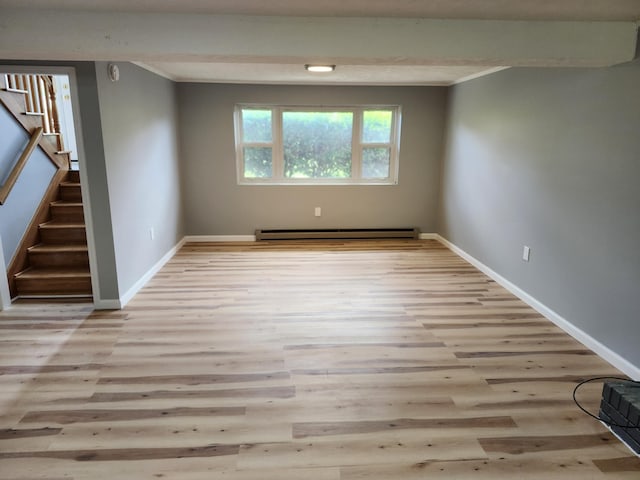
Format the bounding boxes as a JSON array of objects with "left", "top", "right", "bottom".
[{"left": 305, "top": 64, "right": 336, "bottom": 73}]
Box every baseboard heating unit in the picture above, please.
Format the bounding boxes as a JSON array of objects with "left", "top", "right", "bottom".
[{"left": 255, "top": 228, "right": 419, "bottom": 241}]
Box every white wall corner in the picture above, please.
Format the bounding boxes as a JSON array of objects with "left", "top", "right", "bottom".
[
  {"left": 453, "top": 67, "right": 510, "bottom": 84},
  {"left": 184, "top": 235, "right": 257, "bottom": 242},
  {"left": 434, "top": 234, "right": 640, "bottom": 380},
  {"left": 117, "top": 238, "right": 186, "bottom": 308},
  {"left": 131, "top": 62, "right": 177, "bottom": 81}
]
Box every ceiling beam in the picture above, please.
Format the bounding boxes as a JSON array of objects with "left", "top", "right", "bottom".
[{"left": 0, "top": 9, "right": 637, "bottom": 67}]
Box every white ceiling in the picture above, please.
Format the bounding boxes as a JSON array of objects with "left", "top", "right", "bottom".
[
  {"left": 1, "top": 0, "right": 639, "bottom": 85},
  {"left": 140, "top": 63, "right": 509, "bottom": 86}
]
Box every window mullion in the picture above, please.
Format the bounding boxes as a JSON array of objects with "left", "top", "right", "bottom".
[
  {"left": 234, "top": 106, "right": 244, "bottom": 183},
  {"left": 272, "top": 107, "right": 283, "bottom": 180},
  {"left": 351, "top": 108, "right": 362, "bottom": 181},
  {"left": 390, "top": 108, "right": 400, "bottom": 183}
]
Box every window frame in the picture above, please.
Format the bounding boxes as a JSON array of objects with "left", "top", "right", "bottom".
[{"left": 234, "top": 104, "right": 401, "bottom": 185}]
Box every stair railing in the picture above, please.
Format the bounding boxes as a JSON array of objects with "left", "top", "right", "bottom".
[
  {"left": 4, "top": 74, "right": 64, "bottom": 151},
  {"left": 0, "top": 127, "right": 43, "bottom": 205}
]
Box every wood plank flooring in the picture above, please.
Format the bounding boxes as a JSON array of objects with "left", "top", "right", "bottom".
[{"left": 1, "top": 239, "right": 638, "bottom": 479}]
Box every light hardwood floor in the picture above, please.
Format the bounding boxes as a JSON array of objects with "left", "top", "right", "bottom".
[{"left": 1, "top": 240, "right": 638, "bottom": 479}]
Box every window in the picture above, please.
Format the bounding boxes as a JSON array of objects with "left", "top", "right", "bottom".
[{"left": 235, "top": 105, "right": 401, "bottom": 184}]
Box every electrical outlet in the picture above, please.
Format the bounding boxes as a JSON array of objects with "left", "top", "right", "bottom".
[
  {"left": 315, "top": 207, "right": 321, "bottom": 217},
  {"left": 522, "top": 245, "right": 530, "bottom": 262}
]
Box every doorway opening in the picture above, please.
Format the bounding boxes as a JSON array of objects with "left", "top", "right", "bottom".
[{"left": 0, "top": 67, "right": 96, "bottom": 309}]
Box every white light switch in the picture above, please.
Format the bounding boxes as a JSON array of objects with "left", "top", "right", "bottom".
[
  {"left": 522, "top": 245, "right": 530, "bottom": 262},
  {"left": 315, "top": 207, "right": 321, "bottom": 217}
]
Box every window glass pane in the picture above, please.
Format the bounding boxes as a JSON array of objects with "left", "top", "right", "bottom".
[
  {"left": 362, "top": 110, "right": 392, "bottom": 143},
  {"left": 283, "top": 111, "right": 353, "bottom": 178},
  {"left": 243, "top": 147, "right": 272, "bottom": 178},
  {"left": 362, "top": 147, "right": 390, "bottom": 178},
  {"left": 242, "top": 109, "right": 272, "bottom": 143}
]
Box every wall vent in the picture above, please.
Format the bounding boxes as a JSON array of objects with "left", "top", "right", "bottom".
[{"left": 255, "top": 228, "right": 419, "bottom": 241}]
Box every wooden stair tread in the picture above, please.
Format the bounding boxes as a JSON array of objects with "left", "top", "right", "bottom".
[
  {"left": 15, "top": 267, "right": 91, "bottom": 279},
  {"left": 48, "top": 202, "right": 85, "bottom": 223},
  {"left": 38, "top": 221, "right": 87, "bottom": 245},
  {"left": 40, "top": 222, "right": 86, "bottom": 228},
  {"left": 50, "top": 201, "right": 83, "bottom": 207},
  {"left": 28, "top": 244, "right": 88, "bottom": 253},
  {"left": 14, "top": 266, "right": 92, "bottom": 296}
]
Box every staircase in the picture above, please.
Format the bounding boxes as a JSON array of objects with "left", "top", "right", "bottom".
[
  {"left": 13, "top": 170, "right": 92, "bottom": 297},
  {"left": 1, "top": 73, "right": 92, "bottom": 299}
]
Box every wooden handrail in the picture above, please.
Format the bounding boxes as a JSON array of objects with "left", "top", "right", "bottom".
[{"left": 0, "top": 127, "right": 44, "bottom": 205}]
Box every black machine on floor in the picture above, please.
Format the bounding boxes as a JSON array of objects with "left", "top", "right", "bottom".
[{"left": 599, "top": 380, "right": 640, "bottom": 454}]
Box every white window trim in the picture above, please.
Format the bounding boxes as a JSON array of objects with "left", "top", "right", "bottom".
[{"left": 234, "top": 104, "right": 401, "bottom": 185}]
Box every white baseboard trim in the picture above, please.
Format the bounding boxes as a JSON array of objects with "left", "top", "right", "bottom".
[
  {"left": 419, "top": 233, "right": 439, "bottom": 240},
  {"left": 184, "top": 235, "right": 257, "bottom": 242},
  {"left": 117, "top": 238, "right": 187, "bottom": 308},
  {"left": 435, "top": 234, "right": 640, "bottom": 380}
]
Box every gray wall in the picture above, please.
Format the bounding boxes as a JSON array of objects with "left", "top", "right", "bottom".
[
  {"left": 0, "top": 106, "right": 56, "bottom": 264},
  {"left": 95, "top": 62, "right": 183, "bottom": 297},
  {"left": 178, "top": 84, "right": 446, "bottom": 235},
  {"left": 73, "top": 62, "right": 120, "bottom": 302},
  {"left": 439, "top": 60, "right": 640, "bottom": 368}
]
